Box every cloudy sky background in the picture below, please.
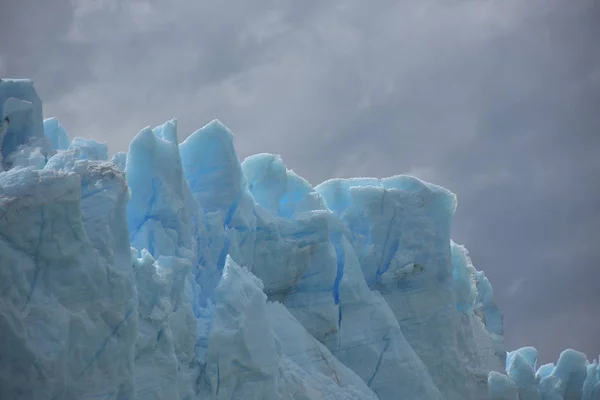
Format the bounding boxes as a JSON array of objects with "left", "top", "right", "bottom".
[{"left": 3, "top": 0, "right": 599, "bottom": 363}]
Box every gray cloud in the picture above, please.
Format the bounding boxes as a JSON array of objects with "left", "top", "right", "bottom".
[{"left": 2, "top": 0, "right": 599, "bottom": 363}]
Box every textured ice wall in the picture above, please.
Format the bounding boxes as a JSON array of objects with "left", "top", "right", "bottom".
[
  {"left": 1, "top": 79, "right": 596, "bottom": 400},
  {"left": 314, "top": 177, "right": 508, "bottom": 398},
  {"left": 0, "top": 159, "right": 138, "bottom": 399},
  {"left": 242, "top": 154, "right": 443, "bottom": 399}
]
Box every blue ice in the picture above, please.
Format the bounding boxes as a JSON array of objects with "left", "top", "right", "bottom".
[
  {"left": 43, "top": 117, "right": 70, "bottom": 151},
  {"left": 1, "top": 78, "right": 597, "bottom": 400}
]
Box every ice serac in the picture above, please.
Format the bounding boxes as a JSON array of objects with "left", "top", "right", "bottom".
[
  {"left": 123, "top": 119, "right": 207, "bottom": 398},
  {"left": 126, "top": 119, "right": 200, "bottom": 261},
  {"left": 180, "top": 127, "right": 340, "bottom": 344},
  {"left": 242, "top": 153, "right": 443, "bottom": 399},
  {"left": 179, "top": 120, "right": 256, "bottom": 305},
  {"left": 0, "top": 79, "right": 45, "bottom": 168},
  {"left": 43, "top": 117, "right": 70, "bottom": 151},
  {"left": 315, "top": 176, "right": 506, "bottom": 399},
  {"left": 1, "top": 78, "right": 597, "bottom": 400},
  {"left": 489, "top": 348, "right": 600, "bottom": 400},
  {"left": 506, "top": 348, "right": 540, "bottom": 400}
]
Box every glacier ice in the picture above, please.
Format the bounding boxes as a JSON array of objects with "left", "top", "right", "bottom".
[
  {"left": 0, "top": 78, "right": 597, "bottom": 400},
  {"left": 488, "top": 348, "right": 600, "bottom": 400},
  {"left": 0, "top": 79, "right": 45, "bottom": 167},
  {"left": 43, "top": 117, "right": 70, "bottom": 151}
]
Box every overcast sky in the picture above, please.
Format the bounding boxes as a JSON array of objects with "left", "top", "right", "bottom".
[{"left": 2, "top": 0, "right": 599, "bottom": 364}]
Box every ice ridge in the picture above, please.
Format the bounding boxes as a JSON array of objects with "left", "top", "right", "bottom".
[{"left": 0, "top": 78, "right": 596, "bottom": 400}]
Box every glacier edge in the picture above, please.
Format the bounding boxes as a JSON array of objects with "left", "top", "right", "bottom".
[{"left": 0, "top": 78, "right": 597, "bottom": 400}]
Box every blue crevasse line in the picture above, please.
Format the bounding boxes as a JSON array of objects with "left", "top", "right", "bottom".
[
  {"left": 78, "top": 308, "right": 135, "bottom": 378},
  {"left": 330, "top": 233, "right": 344, "bottom": 328},
  {"left": 129, "top": 214, "right": 163, "bottom": 249},
  {"left": 51, "top": 308, "right": 135, "bottom": 400},
  {"left": 129, "top": 178, "right": 160, "bottom": 243},
  {"left": 374, "top": 206, "right": 398, "bottom": 285},
  {"left": 332, "top": 244, "right": 343, "bottom": 305},
  {"left": 216, "top": 362, "right": 221, "bottom": 396},
  {"left": 223, "top": 192, "right": 240, "bottom": 227},
  {"left": 367, "top": 336, "right": 391, "bottom": 387},
  {"left": 194, "top": 254, "right": 206, "bottom": 279},
  {"left": 238, "top": 231, "right": 249, "bottom": 248}
]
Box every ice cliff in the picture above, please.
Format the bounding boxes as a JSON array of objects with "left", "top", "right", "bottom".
[{"left": 0, "top": 78, "right": 597, "bottom": 400}]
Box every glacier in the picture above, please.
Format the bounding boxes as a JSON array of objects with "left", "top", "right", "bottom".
[{"left": 0, "top": 78, "right": 597, "bottom": 400}]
